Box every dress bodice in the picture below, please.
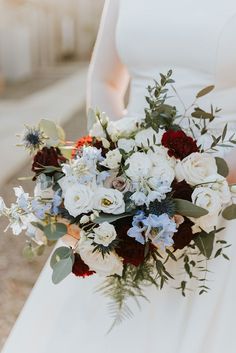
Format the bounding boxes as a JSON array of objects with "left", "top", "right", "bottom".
[{"left": 116, "top": 0, "right": 236, "bottom": 129}]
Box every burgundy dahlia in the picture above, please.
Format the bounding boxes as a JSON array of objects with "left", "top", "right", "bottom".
[
  {"left": 115, "top": 217, "right": 147, "bottom": 267},
  {"left": 161, "top": 129, "right": 199, "bottom": 160},
  {"left": 173, "top": 218, "right": 195, "bottom": 250},
  {"left": 72, "top": 254, "right": 95, "bottom": 278},
  {"left": 32, "top": 147, "right": 66, "bottom": 178}
]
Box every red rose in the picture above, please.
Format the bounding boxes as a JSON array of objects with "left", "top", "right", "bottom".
[
  {"left": 32, "top": 147, "right": 66, "bottom": 179},
  {"left": 173, "top": 218, "right": 195, "bottom": 250},
  {"left": 72, "top": 253, "right": 95, "bottom": 278},
  {"left": 161, "top": 129, "right": 199, "bottom": 160},
  {"left": 114, "top": 217, "right": 147, "bottom": 267}
]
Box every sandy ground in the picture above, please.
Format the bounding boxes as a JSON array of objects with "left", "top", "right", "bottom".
[{"left": 0, "top": 108, "right": 87, "bottom": 350}]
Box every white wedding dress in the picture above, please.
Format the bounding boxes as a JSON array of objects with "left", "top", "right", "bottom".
[{"left": 2, "top": 1, "right": 236, "bottom": 352}]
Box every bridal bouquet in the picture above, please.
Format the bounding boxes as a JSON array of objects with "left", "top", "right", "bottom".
[{"left": 1, "top": 71, "right": 236, "bottom": 326}]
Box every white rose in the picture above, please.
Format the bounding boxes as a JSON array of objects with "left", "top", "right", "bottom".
[
  {"left": 149, "top": 158, "right": 175, "bottom": 184},
  {"left": 64, "top": 184, "right": 94, "bottom": 217},
  {"left": 89, "top": 121, "right": 106, "bottom": 139},
  {"left": 175, "top": 152, "right": 218, "bottom": 186},
  {"left": 147, "top": 145, "right": 176, "bottom": 167},
  {"left": 204, "top": 174, "right": 231, "bottom": 204},
  {"left": 77, "top": 233, "right": 123, "bottom": 276},
  {"left": 125, "top": 152, "right": 152, "bottom": 181},
  {"left": 135, "top": 127, "right": 163, "bottom": 148},
  {"left": 100, "top": 149, "right": 122, "bottom": 169},
  {"left": 93, "top": 222, "right": 117, "bottom": 246},
  {"left": 190, "top": 186, "right": 222, "bottom": 233},
  {"left": 118, "top": 138, "right": 136, "bottom": 153},
  {"left": 93, "top": 187, "right": 125, "bottom": 214}
]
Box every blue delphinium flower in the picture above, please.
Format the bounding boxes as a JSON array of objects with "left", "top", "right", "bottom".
[
  {"left": 127, "top": 211, "right": 146, "bottom": 244},
  {"left": 32, "top": 200, "right": 51, "bottom": 220},
  {"left": 143, "top": 213, "right": 177, "bottom": 250},
  {"left": 51, "top": 191, "right": 62, "bottom": 215}
]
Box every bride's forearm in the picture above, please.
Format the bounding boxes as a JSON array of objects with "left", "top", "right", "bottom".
[
  {"left": 87, "top": 80, "right": 127, "bottom": 121},
  {"left": 225, "top": 147, "right": 236, "bottom": 184}
]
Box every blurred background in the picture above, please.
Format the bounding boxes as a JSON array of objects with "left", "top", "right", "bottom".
[{"left": 0, "top": 0, "right": 104, "bottom": 348}]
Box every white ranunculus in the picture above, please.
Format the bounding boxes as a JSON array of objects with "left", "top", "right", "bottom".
[
  {"left": 100, "top": 149, "right": 122, "bottom": 169},
  {"left": 89, "top": 121, "right": 106, "bottom": 139},
  {"left": 93, "top": 222, "right": 117, "bottom": 246},
  {"left": 125, "top": 152, "right": 152, "bottom": 181},
  {"left": 118, "top": 138, "right": 136, "bottom": 153},
  {"left": 204, "top": 174, "right": 231, "bottom": 204},
  {"left": 93, "top": 187, "right": 125, "bottom": 214},
  {"left": 149, "top": 159, "right": 175, "bottom": 184},
  {"left": 77, "top": 233, "right": 123, "bottom": 276},
  {"left": 190, "top": 186, "right": 222, "bottom": 233},
  {"left": 64, "top": 184, "right": 94, "bottom": 217},
  {"left": 135, "top": 127, "right": 163, "bottom": 148},
  {"left": 175, "top": 152, "right": 218, "bottom": 186}
]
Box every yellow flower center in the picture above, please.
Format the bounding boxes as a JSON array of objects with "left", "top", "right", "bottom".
[{"left": 101, "top": 198, "right": 113, "bottom": 207}]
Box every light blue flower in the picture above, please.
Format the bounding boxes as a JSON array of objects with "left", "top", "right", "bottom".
[
  {"left": 32, "top": 200, "right": 51, "bottom": 220},
  {"left": 51, "top": 192, "right": 62, "bottom": 215},
  {"left": 143, "top": 213, "right": 177, "bottom": 250},
  {"left": 127, "top": 211, "right": 146, "bottom": 244}
]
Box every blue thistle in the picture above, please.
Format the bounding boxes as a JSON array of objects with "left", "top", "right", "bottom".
[
  {"left": 22, "top": 126, "right": 46, "bottom": 153},
  {"left": 149, "top": 197, "right": 176, "bottom": 217}
]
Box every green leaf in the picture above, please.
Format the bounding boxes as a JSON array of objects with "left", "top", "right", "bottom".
[
  {"left": 174, "top": 199, "right": 208, "bottom": 218},
  {"left": 215, "top": 157, "right": 229, "bottom": 177},
  {"left": 196, "top": 85, "right": 215, "bottom": 98},
  {"left": 194, "top": 231, "right": 215, "bottom": 259},
  {"left": 52, "top": 257, "right": 74, "bottom": 284},
  {"left": 50, "top": 247, "right": 73, "bottom": 269},
  {"left": 222, "top": 204, "right": 236, "bottom": 220},
  {"left": 44, "top": 223, "right": 67, "bottom": 240},
  {"left": 191, "top": 108, "right": 214, "bottom": 120},
  {"left": 31, "top": 221, "right": 45, "bottom": 232},
  {"left": 94, "top": 213, "right": 133, "bottom": 224},
  {"left": 22, "top": 245, "right": 35, "bottom": 261}
]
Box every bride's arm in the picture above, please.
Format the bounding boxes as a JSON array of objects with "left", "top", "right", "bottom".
[{"left": 87, "top": 0, "right": 130, "bottom": 122}]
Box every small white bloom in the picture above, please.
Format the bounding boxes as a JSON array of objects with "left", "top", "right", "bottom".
[
  {"left": 89, "top": 121, "right": 106, "bottom": 139},
  {"left": 34, "top": 183, "right": 54, "bottom": 199},
  {"left": 101, "top": 149, "right": 122, "bottom": 169},
  {"left": 64, "top": 184, "right": 94, "bottom": 217},
  {"left": 125, "top": 152, "right": 152, "bottom": 181},
  {"left": 130, "top": 191, "right": 147, "bottom": 206},
  {"left": 0, "top": 197, "right": 6, "bottom": 216},
  {"left": 100, "top": 112, "right": 109, "bottom": 125},
  {"left": 101, "top": 138, "right": 110, "bottom": 149},
  {"left": 80, "top": 215, "right": 90, "bottom": 225},
  {"left": 118, "top": 138, "right": 136, "bottom": 153},
  {"left": 190, "top": 186, "right": 222, "bottom": 233},
  {"left": 77, "top": 233, "right": 123, "bottom": 276},
  {"left": 175, "top": 152, "right": 218, "bottom": 186},
  {"left": 135, "top": 127, "right": 163, "bottom": 148},
  {"left": 93, "top": 187, "right": 125, "bottom": 214},
  {"left": 93, "top": 222, "right": 117, "bottom": 246}
]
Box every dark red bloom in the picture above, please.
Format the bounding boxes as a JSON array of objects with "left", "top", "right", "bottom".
[
  {"left": 161, "top": 129, "right": 199, "bottom": 160},
  {"left": 115, "top": 217, "right": 147, "bottom": 267},
  {"left": 172, "top": 180, "right": 193, "bottom": 201},
  {"left": 32, "top": 147, "right": 66, "bottom": 178},
  {"left": 173, "top": 218, "right": 194, "bottom": 250},
  {"left": 72, "top": 135, "right": 93, "bottom": 158},
  {"left": 72, "top": 253, "right": 95, "bottom": 278}
]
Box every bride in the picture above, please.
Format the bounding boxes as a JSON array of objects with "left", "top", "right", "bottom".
[{"left": 2, "top": 1, "right": 236, "bottom": 352}]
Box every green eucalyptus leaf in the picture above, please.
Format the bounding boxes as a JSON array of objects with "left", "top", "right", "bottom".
[
  {"left": 194, "top": 231, "right": 215, "bottom": 259},
  {"left": 31, "top": 221, "right": 45, "bottom": 232},
  {"left": 94, "top": 213, "right": 132, "bottom": 224},
  {"left": 22, "top": 245, "right": 35, "bottom": 262},
  {"left": 52, "top": 257, "right": 74, "bottom": 284},
  {"left": 222, "top": 204, "right": 236, "bottom": 220},
  {"left": 50, "top": 246, "right": 73, "bottom": 269},
  {"left": 215, "top": 157, "right": 229, "bottom": 177},
  {"left": 44, "top": 223, "right": 67, "bottom": 241},
  {"left": 174, "top": 199, "right": 208, "bottom": 218},
  {"left": 196, "top": 85, "right": 215, "bottom": 98}
]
